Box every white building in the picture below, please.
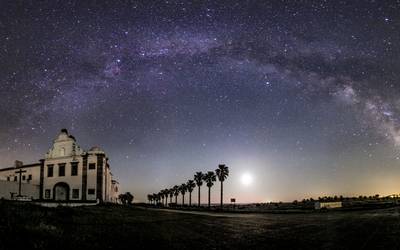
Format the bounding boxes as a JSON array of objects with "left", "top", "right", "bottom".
[
  {"left": 314, "top": 201, "right": 342, "bottom": 209},
  {"left": 0, "top": 129, "right": 120, "bottom": 203}
]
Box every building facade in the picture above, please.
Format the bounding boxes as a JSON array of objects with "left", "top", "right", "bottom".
[
  {"left": 0, "top": 129, "right": 120, "bottom": 203},
  {"left": 314, "top": 201, "right": 342, "bottom": 209}
]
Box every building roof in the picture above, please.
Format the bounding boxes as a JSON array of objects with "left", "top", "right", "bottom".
[{"left": 0, "top": 162, "right": 41, "bottom": 172}]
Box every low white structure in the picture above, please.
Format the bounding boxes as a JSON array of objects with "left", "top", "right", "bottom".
[
  {"left": 0, "top": 129, "right": 120, "bottom": 203},
  {"left": 314, "top": 201, "right": 342, "bottom": 209}
]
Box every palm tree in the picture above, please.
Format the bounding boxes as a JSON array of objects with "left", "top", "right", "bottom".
[
  {"left": 215, "top": 164, "right": 229, "bottom": 209},
  {"left": 157, "top": 190, "right": 164, "bottom": 204},
  {"left": 153, "top": 193, "right": 159, "bottom": 205},
  {"left": 147, "top": 194, "right": 153, "bottom": 204},
  {"left": 203, "top": 171, "right": 216, "bottom": 209},
  {"left": 186, "top": 180, "right": 196, "bottom": 206},
  {"left": 161, "top": 189, "right": 167, "bottom": 206},
  {"left": 169, "top": 188, "right": 174, "bottom": 204},
  {"left": 158, "top": 191, "right": 164, "bottom": 206},
  {"left": 173, "top": 185, "right": 180, "bottom": 204},
  {"left": 194, "top": 172, "right": 204, "bottom": 207},
  {"left": 180, "top": 183, "right": 187, "bottom": 206},
  {"left": 163, "top": 189, "right": 169, "bottom": 206}
]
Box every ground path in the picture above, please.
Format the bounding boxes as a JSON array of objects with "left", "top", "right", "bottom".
[{"left": 137, "top": 206, "right": 260, "bottom": 217}]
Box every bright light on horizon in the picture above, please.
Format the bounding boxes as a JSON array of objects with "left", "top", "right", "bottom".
[{"left": 241, "top": 173, "right": 253, "bottom": 186}]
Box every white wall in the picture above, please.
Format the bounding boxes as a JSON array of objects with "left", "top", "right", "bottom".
[
  {"left": 0, "top": 130, "right": 120, "bottom": 203},
  {"left": 315, "top": 201, "right": 342, "bottom": 209},
  {"left": 87, "top": 154, "right": 99, "bottom": 201},
  {"left": 0, "top": 165, "right": 41, "bottom": 185},
  {"left": 43, "top": 157, "right": 85, "bottom": 200},
  {"left": 0, "top": 180, "right": 40, "bottom": 199}
]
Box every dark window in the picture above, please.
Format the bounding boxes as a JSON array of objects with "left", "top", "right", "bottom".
[
  {"left": 28, "top": 175, "right": 32, "bottom": 180},
  {"left": 88, "top": 189, "right": 95, "bottom": 195},
  {"left": 58, "top": 164, "right": 65, "bottom": 176},
  {"left": 47, "top": 165, "right": 54, "bottom": 177},
  {"left": 71, "top": 162, "right": 78, "bottom": 176},
  {"left": 22, "top": 175, "right": 26, "bottom": 180},
  {"left": 89, "top": 163, "right": 96, "bottom": 170},
  {"left": 7, "top": 176, "right": 10, "bottom": 181},
  {"left": 72, "top": 189, "right": 79, "bottom": 199},
  {"left": 14, "top": 176, "right": 17, "bottom": 182},
  {"left": 45, "top": 189, "right": 50, "bottom": 199}
]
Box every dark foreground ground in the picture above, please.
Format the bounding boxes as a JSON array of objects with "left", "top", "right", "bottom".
[{"left": 1, "top": 201, "right": 400, "bottom": 250}]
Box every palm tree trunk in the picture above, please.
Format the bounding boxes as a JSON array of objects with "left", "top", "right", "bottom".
[
  {"left": 170, "top": 196, "right": 172, "bottom": 203},
  {"left": 198, "top": 186, "right": 201, "bottom": 207},
  {"left": 175, "top": 195, "right": 177, "bottom": 204},
  {"left": 208, "top": 187, "right": 211, "bottom": 209},
  {"left": 182, "top": 194, "right": 185, "bottom": 206},
  {"left": 189, "top": 192, "right": 192, "bottom": 206},
  {"left": 220, "top": 181, "right": 223, "bottom": 209}
]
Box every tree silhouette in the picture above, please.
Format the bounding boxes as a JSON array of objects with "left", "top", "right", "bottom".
[
  {"left": 158, "top": 191, "right": 163, "bottom": 205},
  {"left": 194, "top": 172, "right": 204, "bottom": 207},
  {"left": 157, "top": 190, "right": 164, "bottom": 204},
  {"left": 169, "top": 188, "right": 174, "bottom": 204},
  {"left": 173, "top": 185, "right": 180, "bottom": 204},
  {"left": 163, "top": 189, "right": 169, "bottom": 206},
  {"left": 180, "top": 183, "right": 187, "bottom": 206},
  {"left": 215, "top": 164, "right": 229, "bottom": 209},
  {"left": 203, "top": 171, "right": 217, "bottom": 209},
  {"left": 186, "top": 180, "right": 196, "bottom": 206},
  {"left": 147, "top": 194, "right": 153, "bottom": 204},
  {"left": 126, "top": 192, "right": 134, "bottom": 204},
  {"left": 153, "top": 193, "right": 159, "bottom": 205},
  {"left": 119, "top": 192, "right": 134, "bottom": 205}
]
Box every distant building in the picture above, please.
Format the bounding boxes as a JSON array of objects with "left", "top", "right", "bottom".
[
  {"left": 0, "top": 129, "right": 120, "bottom": 203},
  {"left": 314, "top": 201, "right": 342, "bottom": 209}
]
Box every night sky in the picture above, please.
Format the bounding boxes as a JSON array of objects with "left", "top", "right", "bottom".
[{"left": 1, "top": 1, "right": 400, "bottom": 203}]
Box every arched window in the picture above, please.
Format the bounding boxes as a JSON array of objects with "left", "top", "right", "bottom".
[{"left": 60, "top": 147, "right": 65, "bottom": 156}]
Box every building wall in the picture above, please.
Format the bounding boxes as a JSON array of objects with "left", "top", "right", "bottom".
[
  {"left": 42, "top": 152, "right": 114, "bottom": 202},
  {"left": 43, "top": 156, "right": 87, "bottom": 201},
  {"left": 0, "top": 159, "right": 117, "bottom": 203},
  {"left": 314, "top": 201, "right": 342, "bottom": 209},
  {"left": 110, "top": 180, "right": 120, "bottom": 203},
  {"left": 0, "top": 180, "right": 40, "bottom": 199},
  {"left": 0, "top": 165, "right": 41, "bottom": 185},
  {"left": 0, "top": 129, "right": 119, "bottom": 203},
  {"left": 87, "top": 154, "right": 99, "bottom": 201}
]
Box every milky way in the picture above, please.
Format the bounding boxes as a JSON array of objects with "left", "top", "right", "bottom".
[{"left": 1, "top": 1, "right": 400, "bottom": 202}]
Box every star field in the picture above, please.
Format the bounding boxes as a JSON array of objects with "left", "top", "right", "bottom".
[{"left": 1, "top": 1, "right": 400, "bottom": 202}]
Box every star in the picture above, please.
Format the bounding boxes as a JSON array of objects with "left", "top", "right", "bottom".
[{"left": 0, "top": 1, "right": 399, "bottom": 203}]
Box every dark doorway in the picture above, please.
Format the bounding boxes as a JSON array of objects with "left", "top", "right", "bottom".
[{"left": 53, "top": 182, "right": 70, "bottom": 201}]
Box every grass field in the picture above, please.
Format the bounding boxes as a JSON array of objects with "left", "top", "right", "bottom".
[{"left": 1, "top": 201, "right": 400, "bottom": 249}]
